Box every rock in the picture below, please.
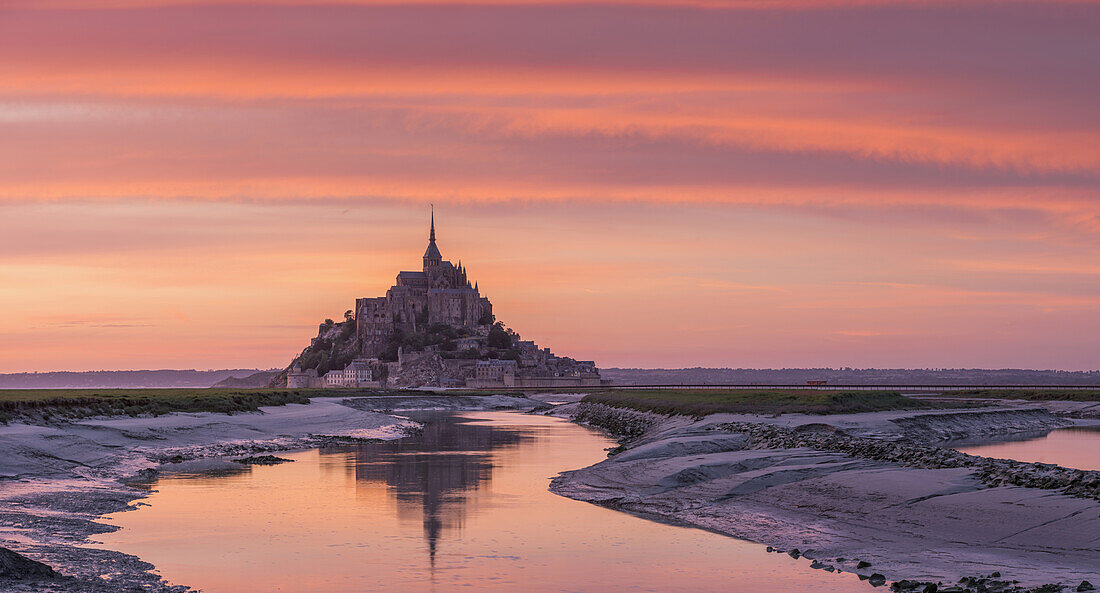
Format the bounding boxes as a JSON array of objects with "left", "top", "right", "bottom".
[
  {"left": 0, "top": 547, "right": 57, "bottom": 580},
  {"left": 232, "top": 455, "right": 294, "bottom": 466},
  {"left": 991, "top": 571, "right": 1000, "bottom": 578},
  {"left": 787, "top": 548, "right": 801, "bottom": 559},
  {"left": 1079, "top": 581, "right": 1095, "bottom": 592},
  {"left": 766, "top": 546, "right": 774, "bottom": 553},
  {"left": 869, "top": 573, "right": 887, "bottom": 587},
  {"left": 923, "top": 585, "right": 938, "bottom": 593},
  {"left": 857, "top": 560, "right": 873, "bottom": 569}
]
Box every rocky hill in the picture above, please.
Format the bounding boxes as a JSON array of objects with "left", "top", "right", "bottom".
[
  {"left": 211, "top": 371, "right": 281, "bottom": 388},
  {"left": 268, "top": 319, "right": 360, "bottom": 387}
]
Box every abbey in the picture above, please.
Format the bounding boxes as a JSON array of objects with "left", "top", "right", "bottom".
[
  {"left": 282, "top": 212, "right": 606, "bottom": 389},
  {"left": 356, "top": 211, "right": 493, "bottom": 359}
]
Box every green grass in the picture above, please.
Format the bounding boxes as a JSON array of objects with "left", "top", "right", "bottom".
[
  {"left": 0, "top": 387, "right": 436, "bottom": 423},
  {"left": 581, "top": 389, "right": 963, "bottom": 417},
  {"left": 944, "top": 389, "right": 1100, "bottom": 402}
]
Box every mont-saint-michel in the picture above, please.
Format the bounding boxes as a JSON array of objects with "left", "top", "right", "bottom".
[{"left": 278, "top": 213, "right": 606, "bottom": 390}]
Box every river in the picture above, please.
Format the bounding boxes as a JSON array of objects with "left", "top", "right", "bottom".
[{"left": 93, "top": 411, "right": 869, "bottom": 593}]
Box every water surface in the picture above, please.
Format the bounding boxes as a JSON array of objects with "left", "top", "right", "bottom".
[
  {"left": 95, "top": 411, "right": 868, "bottom": 592},
  {"left": 954, "top": 425, "right": 1100, "bottom": 471}
]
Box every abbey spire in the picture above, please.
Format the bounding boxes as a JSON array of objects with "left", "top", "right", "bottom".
[{"left": 423, "top": 206, "right": 442, "bottom": 269}]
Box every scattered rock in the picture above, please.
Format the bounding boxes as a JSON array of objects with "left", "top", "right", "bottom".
[
  {"left": 232, "top": 455, "right": 294, "bottom": 466},
  {"left": 133, "top": 468, "right": 158, "bottom": 481},
  {"left": 869, "top": 573, "right": 887, "bottom": 587},
  {"left": 787, "top": 548, "right": 801, "bottom": 559},
  {"left": 933, "top": 574, "right": 1071, "bottom": 593},
  {"left": 891, "top": 581, "right": 941, "bottom": 593},
  {"left": 857, "top": 560, "right": 874, "bottom": 569},
  {"left": 571, "top": 403, "right": 662, "bottom": 442},
  {"left": 0, "top": 547, "right": 58, "bottom": 580},
  {"left": 712, "top": 421, "right": 1100, "bottom": 501},
  {"left": 1078, "top": 582, "right": 1095, "bottom": 592}
]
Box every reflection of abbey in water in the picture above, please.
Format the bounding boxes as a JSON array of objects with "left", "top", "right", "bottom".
[
  {"left": 327, "top": 415, "right": 531, "bottom": 564},
  {"left": 283, "top": 210, "right": 610, "bottom": 389}
]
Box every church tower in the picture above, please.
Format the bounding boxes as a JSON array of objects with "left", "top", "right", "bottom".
[{"left": 423, "top": 207, "right": 442, "bottom": 270}]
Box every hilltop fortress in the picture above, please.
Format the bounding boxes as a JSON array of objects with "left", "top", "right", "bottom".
[{"left": 281, "top": 213, "right": 607, "bottom": 389}]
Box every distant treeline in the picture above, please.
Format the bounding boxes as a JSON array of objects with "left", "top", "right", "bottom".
[
  {"left": 601, "top": 367, "right": 1100, "bottom": 386},
  {"left": 0, "top": 369, "right": 277, "bottom": 390}
]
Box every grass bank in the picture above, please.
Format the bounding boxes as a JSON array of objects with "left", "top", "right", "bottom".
[
  {"left": 582, "top": 389, "right": 964, "bottom": 417},
  {"left": 0, "top": 387, "right": 425, "bottom": 423},
  {"left": 945, "top": 389, "right": 1100, "bottom": 402}
]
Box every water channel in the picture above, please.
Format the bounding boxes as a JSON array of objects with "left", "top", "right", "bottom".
[
  {"left": 94, "top": 411, "right": 870, "bottom": 593},
  {"left": 953, "top": 425, "right": 1100, "bottom": 471}
]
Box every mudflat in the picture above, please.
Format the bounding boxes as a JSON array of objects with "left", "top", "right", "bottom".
[{"left": 550, "top": 403, "right": 1100, "bottom": 590}]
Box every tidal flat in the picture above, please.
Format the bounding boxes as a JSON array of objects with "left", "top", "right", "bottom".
[{"left": 0, "top": 390, "right": 1097, "bottom": 592}]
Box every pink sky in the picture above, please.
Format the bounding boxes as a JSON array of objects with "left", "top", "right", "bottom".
[{"left": 0, "top": 1, "right": 1097, "bottom": 372}]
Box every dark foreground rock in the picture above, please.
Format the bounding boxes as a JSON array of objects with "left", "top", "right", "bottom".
[{"left": 0, "top": 546, "right": 57, "bottom": 580}]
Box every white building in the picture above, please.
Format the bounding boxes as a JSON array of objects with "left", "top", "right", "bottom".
[
  {"left": 323, "top": 369, "right": 346, "bottom": 387},
  {"left": 323, "top": 359, "right": 375, "bottom": 387}
]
